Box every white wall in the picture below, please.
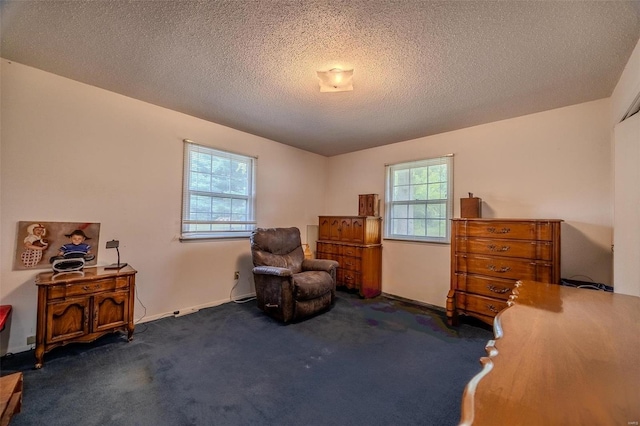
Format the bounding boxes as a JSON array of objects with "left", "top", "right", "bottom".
[
  {"left": 611, "top": 38, "right": 640, "bottom": 126},
  {"left": 0, "top": 60, "right": 328, "bottom": 354},
  {"left": 613, "top": 114, "right": 640, "bottom": 296},
  {"left": 326, "top": 99, "right": 613, "bottom": 307},
  {"left": 1, "top": 54, "right": 630, "bottom": 355},
  {"left": 611, "top": 37, "right": 640, "bottom": 297}
]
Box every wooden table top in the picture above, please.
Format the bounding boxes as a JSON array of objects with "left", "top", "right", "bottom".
[
  {"left": 0, "top": 372, "right": 22, "bottom": 422},
  {"left": 35, "top": 265, "right": 137, "bottom": 285},
  {"left": 460, "top": 280, "right": 640, "bottom": 426}
]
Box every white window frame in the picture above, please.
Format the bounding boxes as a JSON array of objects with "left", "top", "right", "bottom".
[
  {"left": 181, "top": 141, "right": 256, "bottom": 240},
  {"left": 384, "top": 154, "right": 453, "bottom": 243}
]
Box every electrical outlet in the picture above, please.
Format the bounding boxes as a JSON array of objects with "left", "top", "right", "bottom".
[
  {"left": 234, "top": 271, "right": 240, "bottom": 280},
  {"left": 27, "top": 335, "right": 36, "bottom": 345}
]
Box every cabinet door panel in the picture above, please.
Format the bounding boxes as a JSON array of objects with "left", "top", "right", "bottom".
[
  {"left": 363, "top": 217, "right": 382, "bottom": 244},
  {"left": 330, "top": 218, "right": 341, "bottom": 240},
  {"left": 350, "top": 218, "right": 365, "bottom": 243},
  {"left": 319, "top": 217, "right": 331, "bottom": 240},
  {"left": 338, "top": 218, "right": 352, "bottom": 241},
  {"left": 47, "top": 298, "right": 89, "bottom": 342},
  {"left": 358, "top": 197, "right": 367, "bottom": 216},
  {"left": 94, "top": 291, "right": 129, "bottom": 332}
]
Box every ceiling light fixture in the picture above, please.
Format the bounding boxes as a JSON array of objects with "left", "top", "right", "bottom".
[{"left": 316, "top": 68, "right": 354, "bottom": 92}]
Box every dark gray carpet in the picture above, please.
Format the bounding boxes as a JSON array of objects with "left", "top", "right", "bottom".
[{"left": 0, "top": 292, "right": 492, "bottom": 426}]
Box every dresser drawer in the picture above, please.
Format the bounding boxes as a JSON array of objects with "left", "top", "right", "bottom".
[
  {"left": 318, "top": 251, "right": 362, "bottom": 273},
  {"left": 317, "top": 242, "right": 339, "bottom": 255},
  {"left": 48, "top": 277, "right": 129, "bottom": 299},
  {"left": 453, "top": 273, "right": 515, "bottom": 300},
  {"left": 317, "top": 250, "right": 338, "bottom": 263},
  {"left": 455, "top": 254, "right": 554, "bottom": 282},
  {"left": 455, "top": 292, "right": 508, "bottom": 318},
  {"left": 332, "top": 255, "right": 343, "bottom": 268},
  {"left": 340, "top": 256, "right": 362, "bottom": 272},
  {"left": 457, "top": 221, "right": 556, "bottom": 241},
  {"left": 337, "top": 269, "right": 361, "bottom": 289},
  {"left": 456, "top": 237, "right": 553, "bottom": 260},
  {"left": 340, "top": 245, "right": 362, "bottom": 258}
]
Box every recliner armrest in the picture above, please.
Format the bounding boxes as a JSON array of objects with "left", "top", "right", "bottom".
[
  {"left": 252, "top": 266, "right": 293, "bottom": 277},
  {"left": 302, "top": 258, "right": 339, "bottom": 273}
]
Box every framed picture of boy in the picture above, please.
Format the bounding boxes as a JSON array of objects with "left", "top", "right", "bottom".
[{"left": 14, "top": 221, "right": 101, "bottom": 271}]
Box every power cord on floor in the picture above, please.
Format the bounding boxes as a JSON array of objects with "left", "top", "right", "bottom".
[
  {"left": 133, "top": 281, "right": 149, "bottom": 334},
  {"left": 230, "top": 273, "right": 256, "bottom": 304},
  {"left": 564, "top": 274, "right": 613, "bottom": 292},
  {"left": 134, "top": 272, "right": 256, "bottom": 337},
  {"left": 568, "top": 274, "right": 595, "bottom": 282}
]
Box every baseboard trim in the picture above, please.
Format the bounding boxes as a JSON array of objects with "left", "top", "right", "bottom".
[
  {"left": 136, "top": 292, "right": 257, "bottom": 324},
  {"left": 4, "top": 293, "right": 437, "bottom": 356},
  {"left": 381, "top": 292, "right": 446, "bottom": 314}
]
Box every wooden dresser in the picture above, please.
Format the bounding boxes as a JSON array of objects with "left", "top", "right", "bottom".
[
  {"left": 460, "top": 280, "right": 640, "bottom": 425},
  {"left": 447, "top": 218, "right": 561, "bottom": 325},
  {"left": 316, "top": 216, "right": 382, "bottom": 298},
  {"left": 35, "top": 266, "right": 137, "bottom": 368}
]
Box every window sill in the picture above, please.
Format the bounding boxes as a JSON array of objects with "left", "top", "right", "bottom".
[
  {"left": 180, "top": 233, "right": 251, "bottom": 242},
  {"left": 383, "top": 236, "right": 450, "bottom": 244}
]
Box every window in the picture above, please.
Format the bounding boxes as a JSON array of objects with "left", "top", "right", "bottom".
[
  {"left": 384, "top": 155, "right": 453, "bottom": 243},
  {"left": 181, "top": 141, "right": 256, "bottom": 240}
]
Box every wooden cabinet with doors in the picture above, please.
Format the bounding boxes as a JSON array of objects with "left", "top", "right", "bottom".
[
  {"left": 316, "top": 216, "right": 382, "bottom": 298},
  {"left": 34, "top": 265, "right": 137, "bottom": 368}
]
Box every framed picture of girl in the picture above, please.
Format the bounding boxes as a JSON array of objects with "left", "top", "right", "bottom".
[{"left": 14, "top": 221, "right": 101, "bottom": 270}]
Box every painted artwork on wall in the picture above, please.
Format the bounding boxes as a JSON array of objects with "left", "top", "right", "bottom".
[{"left": 14, "top": 221, "right": 101, "bottom": 270}]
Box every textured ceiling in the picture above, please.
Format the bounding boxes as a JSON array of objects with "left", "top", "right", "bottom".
[{"left": 2, "top": 1, "right": 639, "bottom": 156}]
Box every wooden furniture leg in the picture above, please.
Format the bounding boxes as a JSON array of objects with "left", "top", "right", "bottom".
[{"left": 446, "top": 289, "right": 458, "bottom": 326}]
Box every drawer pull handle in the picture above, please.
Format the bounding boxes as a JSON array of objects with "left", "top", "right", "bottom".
[
  {"left": 487, "top": 227, "right": 511, "bottom": 234},
  {"left": 487, "top": 285, "right": 510, "bottom": 294},
  {"left": 487, "top": 244, "right": 510, "bottom": 252},
  {"left": 488, "top": 265, "right": 511, "bottom": 273},
  {"left": 82, "top": 284, "right": 101, "bottom": 291},
  {"left": 487, "top": 304, "right": 500, "bottom": 313}
]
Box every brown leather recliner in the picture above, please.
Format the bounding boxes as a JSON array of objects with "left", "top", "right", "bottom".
[{"left": 250, "top": 227, "right": 339, "bottom": 323}]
